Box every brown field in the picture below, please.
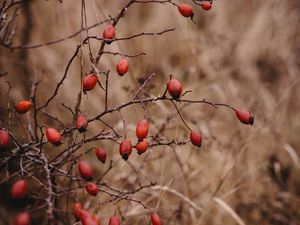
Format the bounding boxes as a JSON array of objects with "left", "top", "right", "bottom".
[{"left": 1, "top": 0, "right": 300, "bottom": 224}]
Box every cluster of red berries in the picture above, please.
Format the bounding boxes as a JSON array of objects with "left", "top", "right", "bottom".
[{"left": 177, "top": 1, "right": 212, "bottom": 19}]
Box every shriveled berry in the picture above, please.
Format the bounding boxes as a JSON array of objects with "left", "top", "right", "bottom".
[
  {"left": 119, "top": 139, "right": 132, "bottom": 161},
  {"left": 201, "top": 1, "right": 212, "bottom": 10},
  {"left": 103, "top": 25, "right": 116, "bottom": 43},
  {"left": 83, "top": 74, "right": 98, "bottom": 92},
  {"left": 13, "top": 212, "right": 30, "bottom": 225},
  {"left": 178, "top": 4, "right": 193, "bottom": 18},
  {"left": 116, "top": 58, "right": 129, "bottom": 76},
  {"left": 167, "top": 78, "right": 182, "bottom": 99},
  {"left": 108, "top": 216, "right": 120, "bottom": 225},
  {"left": 151, "top": 213, "right": 162, "bottom": 225},
  {"left": 85, "top": 182, "right": 98, "bottom": 196},
  {"left": 0, "top": 129, "right": 9, "bottom": 148},
  {"left": 10, "top": 179, "right": 27, "bottom": 199},
  {"left": 15, "top": 100, "right": 32, "bottom": 114},
  {"left": 76, "top": 114, "right": 88, "bottom": 132},
  {"left": 136, "top": 119, "right": 149, "bottom": 140},
  {"left": 78, "top": 161, "right": 93, "bottom": 180},
  {"left": 235, "top": 110, "right": 254, "bottom": 125},
  {"left": 136, "top": 140, "right": 148, "bottom": 155},
  {"left": 46, "top": 128, "right": 61, "bottom": 145},
  {"left": 95, "top": 148, "right": 107, "bottom": 164},
  {"left": 190, "top": 131, "right": 202, "bottom": 147},
  {"left": 73, "top": 202, "right": 83, "bottom": 219}
]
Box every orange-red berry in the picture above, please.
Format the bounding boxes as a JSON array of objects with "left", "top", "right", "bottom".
[
  {"left": 178, "top": 4, "right": 193, "bottom": 18},
  {"left": 136, "top": 140, "right": 148, "bottom": 155},
  {"left": 73, "top": 202, "right": 83, "bottom": 219},
  {"left": 103, "top": 25, "right": 116, "bottom": 43},
  {"left": 83, "top": 74, "right": 98, "bottom": 92},
  {"left": 13, "top": 212, "right": 30, "bottom": 225},
  {"left": 46, "top": 128, "right": 61, "bottom": 145},
  {"left": 15, "top": 100, "right": 32, "bottom": 114},
  {"left": 190, "top": 131, "right": 202, "bottom": 147},
  {"left": 119, "top": 139, "right": 132, "bottom": 161},
  {"left": 136, "top": 119, "right": 149, "bottom": 140},
  {"left": 10, "top": 179, "right": 27, "bottom": 199},
  {"left": 78, "top": 161, "right": 93, "bottom": 180},
  {"left": 85, "top": 182, "right": 98, "bottom": 196},
  {"left": 95, "top": 148, "right": 107, "bottom": 164},
  {"left": 235, "top": 110, "right": 254, "bottom": 125},
  {"left": 116, "top": 58, "right": 129, "bottom": 76},
  {"left": 167, "top": 78, "right": 182, "bottom": 99},
  {"left": 76, "top": 114, "right": 88, "bottom": 132},
  {"left": 108, "top": 216, "right": 120, "bottom": 225},
  {"left": 201, "top": 1, "right": 212, "bottom": 10},
  {"left": 151, "top": 213, "right": 162, "bottom": 225},
  {"left": 0, "top": 129, "right": 9, "bottom": 148}
]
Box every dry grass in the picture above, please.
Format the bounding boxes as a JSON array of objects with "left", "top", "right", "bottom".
[{"left": 1, "top": 0, "right": 300, "bottom": 224}]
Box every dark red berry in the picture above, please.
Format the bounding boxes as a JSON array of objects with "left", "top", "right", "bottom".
[
  {"left": 116, "top": 58, "right": 129, "bottom": 76},
  {"left": 201, "top": 1, "right": 212, "bottom": 10},
  {"left": 10, "top": 179, "right": 27, "bottom": 199},
  {"left": 167, "top": 78, "right": 183, "bottom": 99},
  {"left": 95, "top": 147, "right": 107, "bottom": 164},
  {"left": 151, "top": 213, "right": 162, "bottom": 225},
  {"left": 178, "top": 4, "right": 193, "bottom": 18},
  {"left": 76, "top": 114, "right": 88, "bottom": 132},
  {"left": 13, "top": 212, "right": 31, "bottom": 225},
  {"left": 119, "top": 139, "right": 132, "bottom": 161},
  {"left": 46, "top": 128, "right": 61, "bottom": 145},
  {"left": 85, "top": 182, "right": 99, "bottom": 196},
  {"left": 136, "top": 119, "right": 149, "bottom": 140},
  {"left": 136, "top": 140, "right": 148, "bottom": 155},
  {"left": 15, "top": 100, "right": 32, "bottom": 114},
  {"left": 108, "top": 216, "right": 120, "bottom": 225},
  {"left": 235, "top": 110, "right": 254, "bottom": 125},
  {"left": 190, "top": 131, "right": 202, "bottom": 147},
  {"left": 83, "top": 74, "right": 98, "bottom": 92},
  {"left": 0, "top": 129, "right": 9, "bottom": 148},
  {"left": 78, "top": 161, "right": 93, "bottom": 180}
]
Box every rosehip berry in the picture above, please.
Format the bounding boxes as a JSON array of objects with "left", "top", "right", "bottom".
[
  {"left": 167, "top": 78, "right": 182, "bottom": 99},
  {"left": 116, "top": 58, "right": 129, "bottom": 76},
  {"left": 80, "top": 210, "right": 92, "bottom": 221},
  {"left": 119, "top": 139, "right": 132, "bottom": 161},
  {"left": 178, "top": 4, "right": 194, "bottom": 18},
  {"left": 136, "top": 119, "right": 149, "bottom": 140},
  {"left": 76, "top": 114, "right": 88, "bottom": 133},
  {"left": 108, "top": 216, "right": 120, "bottom": 225},
  {"left": 78, "top": 161, "right": 93, "bottom": 180},
  {"left": 136, "top": 140, "right": 148, "bottom": 155},
  {"left": 73, "top": 202, "right": 83, "bottom": 219},
  {"left": 85, "top": 182, "right": 99, "bottom": 196},
  {"left": 83, "top": 74, "right": 98, "bottom": 92},
  {"left": 235, "top": 110, "right": 254, "bottom": 125},
  {"left": 0, "top": 129, "right": 9, "bottom": 148},
  {"left": 10, "top": 179, "right": 27, "bottom": 199},
  {"left": 95, "top": 147, "right": 107, "bottom": 164},
  {"left": 13, "top": 212, "right": 30, "bottom": 225},
  {"left": 190, "top": 131, "right": 202, "bottom": 147},
  {"left": 103, "top": 25, "right": 116, "bottom": 43},
  {"left": 15, "top": 100, "right": 32, "bottom": 114},
  {"left": 151, "top": 213, "right": 162, "bottom": 225},
  {"left": 46, "top": 128, "right": 61, "bottom": 145},
  {"left": 92, "top": 215, "right": 101, "bottom": 225},
  {"left": 201, "top": 1, "right": 212, "bottom": 10}
]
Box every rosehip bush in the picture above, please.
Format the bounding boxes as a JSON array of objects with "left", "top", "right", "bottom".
[{"left": 0, "top": 0, "right": 257, "bottom": 224}]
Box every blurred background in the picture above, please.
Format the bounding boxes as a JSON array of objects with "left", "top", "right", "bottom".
[{"left": 1, "top": 0, "right": 300, "bottom": 224}]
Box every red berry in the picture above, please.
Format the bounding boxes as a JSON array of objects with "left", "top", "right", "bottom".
[
  {"left": 85, "top": 182, "right": 99, "bottom": 196},
  {"left": 80, "top": 210, "right": 92, "bottom": 221},
  {"left": 73, "top": 202, "right": 83, "bottom": 219},
  {"left": 178, "top": 4, "right": 193, "bottom": 18},
  {"left": 95, "top": 148, "right": 107, "bottom": 164},
  {"left": 80, "top": 211, "right": 98, "bottom": 225},
  {"left": 108, "top": 216, "right": 120, "bottom": 225},
  {"left": 46, "top": 128, "right": 61, "bottom": 145},
  {"left": 13, "top": 212, "right": 30, "bottom": 225},
  {"left": 201, "top": 1, "right": 212, "bottom": 10},
  {"left": 83, "top": 74, "right": 98, "bottom": 92},
  {"left": 15, "top": 100, "right": 32, "bottom": 114},
  {"left": 136, "top": 140, "right": 148, "bottom": 155},
  {"left": 92, "top": 215, "right": 101, "bottom": 225},
  {"left": 116, "top": 58, "right": 129, "bottom": 76},
  {"left": 235, "top": 110, "right": 254, "bottom": 125},
  {"left": 167, "top": 78, "right": 182, "bottom": 99},
  {"left": 10, "top": 179, "right": 27, "bottom": 199},
  {"left": 136, "top": 119, "right": 149, "bottom": 140},
  {"left": 119, "top": 139, "right": 132, "bottom": 161},
  {"left": 76, "top": 114, "right": 88, "bottom": 132},
  {"left": 151, "top": 213, "right": 162, "bottom": 225},
  {"left": 0, "top": 129, "right": 9, "bottom": 148},
  {"left": 78, "top": 161, "right": 93, "bottom": 180},
  {"left": 190, "top": 131, "right": 202, "bottom": 147},
  {"left": 103, "top": 25, "right": 116, "bottom": 43}
]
